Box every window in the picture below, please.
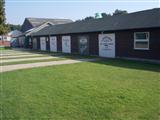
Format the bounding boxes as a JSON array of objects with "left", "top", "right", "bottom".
[{"left": 134, "top": 32, "right": 149, "bottom": 50}]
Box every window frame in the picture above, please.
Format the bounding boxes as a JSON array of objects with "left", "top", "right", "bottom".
[{"left": 134, "top": 32, "right": 150, "bottom": 50}]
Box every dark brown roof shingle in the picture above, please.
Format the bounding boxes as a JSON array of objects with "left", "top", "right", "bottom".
[{"left": 31, "top": 8, "right": 160, "bottom": 36}]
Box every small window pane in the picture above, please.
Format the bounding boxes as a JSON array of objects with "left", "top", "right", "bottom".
[
  {"left": 135, "top": 41, "right": 148, "bottom": 49},
  {"left": 135, "top": 33, "right": 148, "bottom": 40}
]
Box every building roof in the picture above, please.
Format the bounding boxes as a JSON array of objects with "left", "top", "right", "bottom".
[
  {"left": 25, "top": 21, "right": 54, "bottom": 36},
  {"left": 31, "top": 8, "right": 160, "bottom": 36},
  {"left": 8, "top": 30, "right": 22, "bottom": 38},
  {"left": 26, "top": 17, "right": 73, "bottom": 28}
]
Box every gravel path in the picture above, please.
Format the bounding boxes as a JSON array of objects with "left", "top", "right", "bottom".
[{"left": 0, "top": 59, "right": 97, "bottom": 72}]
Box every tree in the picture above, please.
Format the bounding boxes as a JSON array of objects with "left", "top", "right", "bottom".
[
  {"left": 0, "top": 0, "right": 9, "bottom": 35},
  {"left": 75, "top": 19, "right": 81, "bottom": 22},
  {"left": 94, "top": 13, "right": 101, "bottom": 19},
  {"left": 8, "top": 24, "right": 22, "bottom": 31},
  {"left": 101, "top": 13, "right": 111, "bottom": 18},
  {"left": 84, "top": 16, "right": 94, "bottom": 21},
  {"left": 113, "top": 9, "right": 128, "bottom": 16},
  {"left": 76, "top": 9, "right": 128, "bottom": 22}
]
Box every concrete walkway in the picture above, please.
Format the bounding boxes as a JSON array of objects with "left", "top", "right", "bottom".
[
  {"left": 1, "top": 50, "right": 28, "bottom": 54},
  {"left": 0, "top": 51, "right": 23, "bottom": 53},
  {"left": 0, "top": 59, "right": 96, "bottom": 72},
  {"left": 0, "top": 54, "right": 44, "bottom": 59},
  {"left": 0, "top": 56, "right": 60, "bottom": 63},
  {"left": 0, "top": 53, "right": 36, "bottom": 56}
]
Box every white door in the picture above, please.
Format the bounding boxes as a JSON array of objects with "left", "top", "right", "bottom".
[
  {"left": 50, "top": 36, "right": 57, "bottom": 52},
  {"left": 62, "top": 36, "right": 71, "bottom": 53},
  {"left": 40, "top": 37, "right": 46, "bottom": 51},
  {"left": 99, "top": 33, "right": 115, "bottom": 58}
]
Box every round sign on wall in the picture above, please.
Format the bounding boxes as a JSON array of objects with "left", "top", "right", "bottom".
[
  {"left": 80, "top": 38, "right": 87, "bottom": 45},
  {"left": 79, "top": 37, "right": 88, "bottom": 54},
  {"left": 100, "top": 36, "right": 113, "bottom": 50}
]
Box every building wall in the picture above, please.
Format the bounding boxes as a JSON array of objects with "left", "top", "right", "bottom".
[
  {"left": 70, "top": 33, "right": 99, "bottom": 55},
  {"left": 56, "top": 35, "right": 62, "bottom": 52},
  {"left": 88, "top": 33, "right": 99, "bottom": 56},
  {"left": 0, "top": 35, "right": 11, "bottom": 41},
  {"left": 115, "top": 28, "right": 160, "bottom": 60},
  {"left": 32, "top": 28, "right": 160, "bottom": 60},
  {"left": 53, "top": 33, "right": 99, "bottom": 55},
  {"left": 46, "top": 36, "right": 50, "bottom": 51},
  {"left": 37, "top": 37, "right": 40, "bottom": 49},
  {"left": 0, "top": 41, "right": 10, "bottom": 47},
  {"left": 18, "top": 36, "right": 25, "bottom": 47},
  {"left": 70, "top": 34, "right": 79, "bottom": 54}
]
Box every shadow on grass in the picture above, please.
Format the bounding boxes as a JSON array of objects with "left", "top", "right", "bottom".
[
  {"left": 91, "top": 58, "right": 160, "bottom": 73},
  {"left": 11, "top": 48, "right": 160, "bottom": 72},
  {"left": 11, "top": 48, "right": 97, "bottom": 59}
]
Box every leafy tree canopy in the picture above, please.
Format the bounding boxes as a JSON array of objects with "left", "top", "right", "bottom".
[
  {"left": 101, "top": 13, "right": 112, "bottom": 18},
  {"left": 84, "top": 16, "right": 95, "bottom": 21},
  {"left": 0, "top": 0, "right": 9, "bottom": 35},
  {"left": 95, "top": 13, "right": 101, "bottom": 19},
  {"left": 76, "top": 9, "right": 128, "bottom": 21},
  {"left": 113, "top": 9, "right": 128, "bottom": 16},
  {"left": 8, "top": 24, "right": 22, "bottom": 31}
]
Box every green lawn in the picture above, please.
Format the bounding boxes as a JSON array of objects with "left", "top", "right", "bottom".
[
  {"left": 1, "top": 55, "right": 50, "bottom": 60},
  {"left": 1, "top": 59, "right": 160, "bottom": 120},
  {"left": 1, "top": 58, "right": 66, "bottom": 66},
  {"left": 0, "top": 47, "right": 11, "bottom": 50}
]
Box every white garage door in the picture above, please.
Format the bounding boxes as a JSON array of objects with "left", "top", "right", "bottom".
[
  {"left": 62, "top": 36, "right": 71, "bottom": 53},
  {"left": 40, "top": 37, "right": 46, "bottom": 51},
  {"left": 50, "top": 36, "right": 57, "bottom": 52},
  {"left": 99, "top": 33, "right": 115, "bottom": 58}
]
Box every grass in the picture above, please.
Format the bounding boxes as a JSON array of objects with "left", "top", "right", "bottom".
[
  {"left": 0, "top": 58, "right": 66, "bottom": 66},
  {"left": 13, "top": 49, "right": 97, "bottom": 59},
  {"left": 0, "top": 53, "right": 40, "bottom": 56},
  {"left": 1, "top": 53, "right": 96, "bottom": 60},
  {"left": 1, "top": 55, "right": 94, "bottom": 66},
  {"left": 1, "top": 55, "right": 51, "bottom": 60},
  {"left": 1, "top": 59, "right": 160, "bottom": 120},
  {"left": 0, "top": 47, "right": 11, "bottom": 50}
]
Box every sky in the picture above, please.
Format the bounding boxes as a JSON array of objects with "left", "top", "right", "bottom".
[{"left": 5, "top": 0, "right": 160, "bottom": 25}]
